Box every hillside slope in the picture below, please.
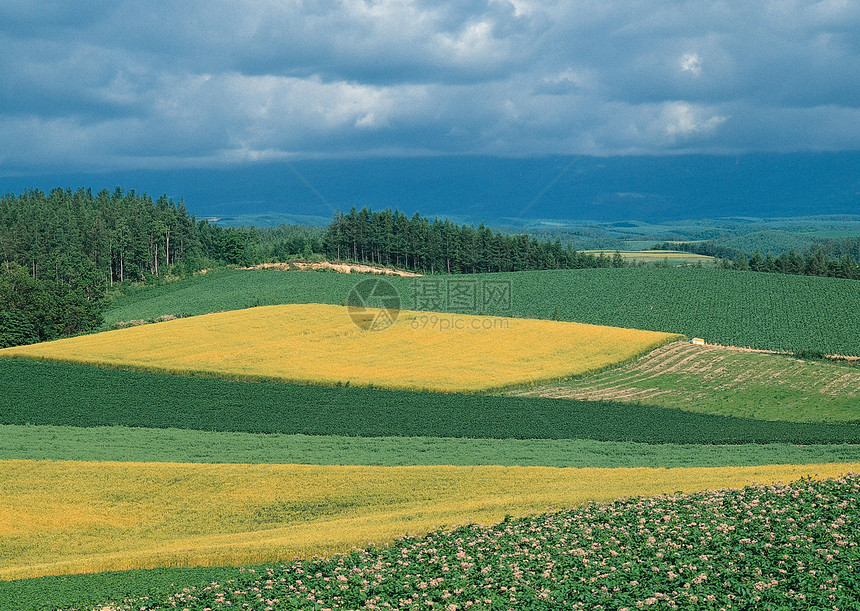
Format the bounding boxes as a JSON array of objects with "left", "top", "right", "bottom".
[{"left": 106, "top": 267, "right": 860, "bottom": 355}]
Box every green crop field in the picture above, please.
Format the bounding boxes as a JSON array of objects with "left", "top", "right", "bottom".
[
  {"left": 512, "top": 341, "right": 860, "bottom": 423},
  {"left": 6, "top": 424, "right": 860, "bottom": 469},
  {"left": 3, "top": 358, "right": 860, "bottom": 444},
  {"left": 104, "top": 268, "right": 358, "bottom": 325},
  {"left": 105, "top": 267, "right": 860, "bottom": 355}
]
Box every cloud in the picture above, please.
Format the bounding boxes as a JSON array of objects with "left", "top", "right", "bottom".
[
  {"left": 680, "top": 53, "right": 702, "bottom": 76},
  {"left": 662, "top": 102, "right": 727, "bottom": 138},
  {"left": 0, "top": 0, "right": 858, "bottom": 173}
]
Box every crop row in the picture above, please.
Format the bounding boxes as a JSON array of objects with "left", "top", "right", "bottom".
[
  {"left": 65, "top": 473, "right": 860, "bottom": 610},
  {"left": 513, "top": 340, "right": 860, "bottom": 423},
  {"left": 3, "top": 359, "right": 860, "bottom": 444},
  {"left": 8, "top": 424, "right": 860, "bottom": 467},
  {"left": 105, "top": 267, "right": 860, "bottom": 355}
]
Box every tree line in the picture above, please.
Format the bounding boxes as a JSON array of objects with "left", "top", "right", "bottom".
[
  {"left": 322, "top": 208, "right": 625, "bottom": 274},
  {"left": 655, "top": 241, "right": 860, "bottom": 280}
]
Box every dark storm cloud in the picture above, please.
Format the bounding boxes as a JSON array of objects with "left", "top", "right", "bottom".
[{"left": 0, "top": 0, "right": 858, "bottom": 173}]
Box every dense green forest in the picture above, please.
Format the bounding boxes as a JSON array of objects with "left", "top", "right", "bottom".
[{"left": 0, "top": 188, "right": 259, "bottom": 346}]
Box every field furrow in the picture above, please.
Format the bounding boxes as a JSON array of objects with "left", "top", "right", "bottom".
[{"left": 511, "top": 341, "right": 860, "bottom": 422}]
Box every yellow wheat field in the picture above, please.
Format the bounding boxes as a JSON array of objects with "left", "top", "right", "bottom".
[
  {"left": 0, "top": 304, "right": 680, "bottom": 391},
  {"left": 1, "top": 460, "right": 857, "bottom": 580}
]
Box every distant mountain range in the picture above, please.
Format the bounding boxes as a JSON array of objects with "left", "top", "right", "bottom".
[{"left": 2, "top": 152, "right": 858, "bottom": 225}]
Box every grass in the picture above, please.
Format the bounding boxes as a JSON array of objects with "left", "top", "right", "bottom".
[
  {"left": 5, "top": 424, "right": 860, "bottom": 468},
  {"left": 103, "top": 267, "right": 357, "bottom": 326},
  {"left": 1, "top": 303, "right": 679, "bottom": 393},
  {"left": 3, "top": 358, "right": 860, "bottom": 443},
  {"left": 510, "top": 341, "right": 860, "bottom": 423},
  {"left": 3, "top": 459, "right": 858, "bottom": 581}
]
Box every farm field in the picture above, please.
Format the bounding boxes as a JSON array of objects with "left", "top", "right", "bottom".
[
  {"left": 511, "top": 341, "right": 860, "bottom": 422},
  {"left": 3, "top": 351, "right": 860, "bottom": 608},
  {"left": 4, "top": 474, "right": 860, "bottom": 610},
  {"left": 579, "top": 249, "right": 718, "bottom": 265},
  {"left": 104, "top": 267, "right": 860, "bottom": 355},
  {"left": 3, "top": 266, "right": 859, "bottom": 609},
  {"left": 4, "top": 349, "right": 860, "bottom": 608},
  {"left": 0, "top": 303, "right": 679, "bottom": 392},
  {"left": 4, "top": 358, "right": 860, "bottom": 444},
  {"left": 3, "top": 459, "right": 859, "bottom": 582}
]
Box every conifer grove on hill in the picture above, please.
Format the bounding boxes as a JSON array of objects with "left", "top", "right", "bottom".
[{"left": 322, "top": 207, "right": 623, "bottom": 274}]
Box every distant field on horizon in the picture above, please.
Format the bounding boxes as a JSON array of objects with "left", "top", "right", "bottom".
[{"left": 579, "top": 249, "right": 718, "bottom": 265}]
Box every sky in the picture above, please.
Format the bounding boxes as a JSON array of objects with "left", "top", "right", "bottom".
[{"left": 1, "top": 0, "right": 859, "bottom": 175}]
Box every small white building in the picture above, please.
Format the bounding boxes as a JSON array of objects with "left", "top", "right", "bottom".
[{"left": 691, "top": 337, "right": 705, "bottom": 345}]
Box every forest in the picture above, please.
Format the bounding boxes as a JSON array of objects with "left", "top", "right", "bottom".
[{"left": 0, "top": 188, "right": 250, "bottom": 346}]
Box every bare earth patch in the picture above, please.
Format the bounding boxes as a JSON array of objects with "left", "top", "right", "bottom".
[
  {"left": 242, "top": 261, "right": 423, "bottom": 277},
  {"left": 112, "top": 314, "right": 179, "bottom": 329}
]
